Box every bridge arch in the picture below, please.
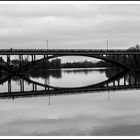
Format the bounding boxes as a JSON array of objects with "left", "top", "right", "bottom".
[{"left": 46, "top": 54, "right": 130, "bottom": 70}]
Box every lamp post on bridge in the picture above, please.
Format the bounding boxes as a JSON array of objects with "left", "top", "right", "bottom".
[
  {"left": 46, "top": 40, "right": 48, "bottom": 50},
  {"left": 107, "top": 40, "right": 108, "bottom": 50}
]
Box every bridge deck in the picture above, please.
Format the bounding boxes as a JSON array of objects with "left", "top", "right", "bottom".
[{"left": 0, "top": 49, "right": 140, "bottom": 55}]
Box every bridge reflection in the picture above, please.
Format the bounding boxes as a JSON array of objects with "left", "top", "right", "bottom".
[{"left": 0, "top": 69, "right": 139, "bottom": 100}]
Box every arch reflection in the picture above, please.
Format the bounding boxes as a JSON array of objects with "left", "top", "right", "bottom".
[{"left": 0, "top": 68, "right": 139, "bottom": 100}]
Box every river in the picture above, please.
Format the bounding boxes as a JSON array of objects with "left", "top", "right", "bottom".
[{"left": 0, "top": 67, "right": 140, "bottom": 136}]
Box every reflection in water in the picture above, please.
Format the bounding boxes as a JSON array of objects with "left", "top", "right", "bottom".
[
  {"left": 27, "top": 69, "right": 62, "bottom": 79},
  {"left": 62, "top": 68, "right": 107, "bottom": 75},
  {"left": 0, "top": 67, "right": 140, "bottom": 95},
  {"left": 0, "top": 70, "right": 10, "bottom": 83},
  {"left": 105, "top": 67, "right": 124, "bottom": 79},
  {"left": 1, "top": 68, "right": 140, "bottom": 135},
  {"left": 27, "top": 68, "right": 109, "bottom": 88},
  {"left": 0, "top": 67, "right": 122, "bottom": 85}
]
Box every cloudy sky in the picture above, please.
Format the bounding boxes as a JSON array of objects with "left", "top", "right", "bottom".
[{"left": 0, "top": 4, "right": 140, "bottom": 50}]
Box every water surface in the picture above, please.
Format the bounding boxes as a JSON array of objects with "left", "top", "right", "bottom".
[{"left": 0, "top": 68, "right": 140, "bottom": 136}]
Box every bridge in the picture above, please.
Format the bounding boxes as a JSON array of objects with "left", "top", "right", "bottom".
[{"left": 0, "top": 49, "right": 140, "bottom": 71}]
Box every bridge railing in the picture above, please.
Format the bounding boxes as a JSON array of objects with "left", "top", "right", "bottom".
[{"left": 0, "top": 49, "right": 139, "bottom": 52}]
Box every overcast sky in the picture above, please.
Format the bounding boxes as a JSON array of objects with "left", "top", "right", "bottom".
[{"left": 0, "top": 4, "right": 140, "bottom": 51}]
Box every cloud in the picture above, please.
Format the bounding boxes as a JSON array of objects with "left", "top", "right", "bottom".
[{"left": 0, "top": 4, "right": 140, "bottom": 50}]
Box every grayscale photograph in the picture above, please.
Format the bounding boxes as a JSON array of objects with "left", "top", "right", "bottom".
[{"left": 0, "top": 1, "right": 140, "bottom": 137}]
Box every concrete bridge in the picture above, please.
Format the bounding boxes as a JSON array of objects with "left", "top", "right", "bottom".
[{"left": 0, "top": 49, "right": 140, "bottom": 71}]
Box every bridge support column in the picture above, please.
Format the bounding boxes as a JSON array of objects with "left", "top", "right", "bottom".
[
  {"left": 134, "top": 54, "right": 137, "bottom": 67},
  {"left": 134, "top": 72, "right": 136, "bottom": 85},
  {"left": 7, "top": 55, "right": 10, "bottom": 66},
  {"left": 106, "top": 83, "right": 108, "bottom": 87},
  {"left": 19, "top": 55, "right": 23, "bottom": 70},
  {"left": 118, "top": 79, "right": 120, "bottom": 86},
  {"left": 128, "top": 54, "right": 131, "bottom": 67},
  {"left": 113, "top": 81, "right": 115, "bottom": 87},
  {"left": 32, "top": 83, "right": 37, "bottom": 91},
  {"left": 123, "top": 54, "right": 125, "bottom": 63},
  {"left": 21, "top": 55, "right": 23, "bottom": 62},
  {"left": 124, "top": 75, "right": 126, "bottom": 86},
  {"left": 112, "top": 54, "right": 114, "bottom": 60},
  {"left": 22, "top": 55, "right": 23, "bottom": 69},
  {"left": 34, "top": 55, "right": 36, "bottom": 61},
  {"left": 129, "top": 73, "right": 131, "bottom": 85},
  {"left": 32, "top": 55, "right": 33, "bottom": 63},
  {"left": 8, "top": 79, "right": 11, "bottom": 93},
  {"left": 35, "top": 84, "right": 37, "bottom": 91},
  {"left": 22, "top": 79, "right": 24, "bottom": 92},
  {"left": 117, "top": 54, "right": 119, "bottom": 62},
  {"left": 33, "top": 83, "right": 35, "bottom": 91},
  {"left": 20, "top": 79, "right": 24, "bottom": 92},
  {"left": 19, "top": 55, "right": 21, "bottom": 68},
  {"left": 20, "top": 79, "right": 22, "bottom": 92}
]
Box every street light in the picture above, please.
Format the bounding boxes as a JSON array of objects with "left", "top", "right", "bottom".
[
  {"left": 46, "top": 40, "right": 48, "bottom": 50},
  {"left": 107, "top": 40, "right": 108, "bottom": 50}
]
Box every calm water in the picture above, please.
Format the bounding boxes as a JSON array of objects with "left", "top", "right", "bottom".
[{"left": 0, "top": 68, "right": 140, "bottom": 136}]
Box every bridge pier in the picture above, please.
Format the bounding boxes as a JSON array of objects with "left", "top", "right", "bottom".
[
  {"left": 32, "top": 55, "right": 33, "bottom": 63},
  {"left": 20, "top": 79, "right": 24, "bottom": 92},
  {"left": 19, "top": 55, "right": 21, "bottom": 68},
  {"left": 32, "top": 83, "right": 37, "bottom": 91},
  {"left": 45, "top": 78, "right": 47, "bottom": 90},
  {"left": 23, "top": 79, "right": 24, "bottom": 92},
  {"left": 34, "top": 55, "right": 36, "bottom": 61},
  {"left": 33, "top": 83, "right": 34, "bottom": 91},
  {"left": 113, "top": 54, "right": 115, "bottom": 61},
  {"left": 124, "top": 75, "right": 126, "bottom": 86},
  {"left": 123, "top": 54, "right": 125, "bottom": 63},
  {"left": 129, "top": 54, "right": 131, "bottom": 67},
  {"left": 106, "top": 54, "right": 108, "bottom": 59},
  {"left": 8, "top": 79, "right": 11, "bottom": 93},
  {"left": 118, "top": 79, "right": 120, "bottom": 86},
  {"left": 134, "top": 54, "right": 137, "bottom": 67},
  {"left": 134, "top": 72, "right": 137, "bottom": 85},
  {"left": 113, "top": 80, "right": 115, "bottom": 87},
  {"left": 106, "top": 83, "right": 108, "bottom": 87},
  {"left": 19, "top": 55, "right": 24, "bottom": 70},
  {"left": 31, "top": 55, "right": 36, "bottom": 63},
  {"left": 7, "top": 55, "right": 10, "bottom": 66},
  {"left": 117, "top": 54, "right": 119, "bottom": 61},
  {"left": 128, "top": 73, "right": 131, "bottom": 85},
  {"left": 35, "top": 84, "right": 37, "bottom": 91}
]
